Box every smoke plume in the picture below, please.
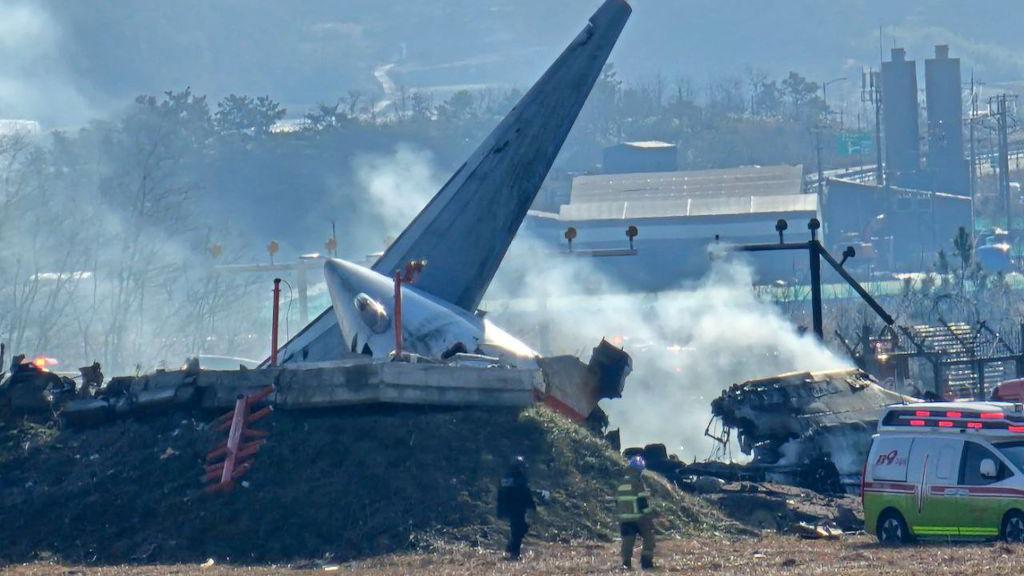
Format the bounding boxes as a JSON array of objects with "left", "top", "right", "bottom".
[
  {"left": 489, "top": 239, "right": 851, "bottom": 461},
  {"left": 351, "top": 144, "right": 439, "bottom": 250},
  {"left": 0, "top": 2, "right": 97, "bottom": 126}
]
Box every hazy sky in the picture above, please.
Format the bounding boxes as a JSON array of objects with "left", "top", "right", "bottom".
[{"left": 4, "top": 0, "right": 1024, "bottom": 127}]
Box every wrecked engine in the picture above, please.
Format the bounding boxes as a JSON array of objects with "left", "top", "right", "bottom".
[{"left": 710, "top": 368, "right": 917, "bottom": 492}]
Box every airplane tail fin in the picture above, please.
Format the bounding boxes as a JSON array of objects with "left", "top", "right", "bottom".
[
  {"left": 271, "top": 1, "right": 631, "bottom": 365},
  {"left": 372, "top": 0, "right": 631, "bottom": 311}
]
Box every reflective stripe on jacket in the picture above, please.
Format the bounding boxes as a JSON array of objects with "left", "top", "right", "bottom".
[{"left": 615, "top": 476, "right": 650, "bottom": 522}]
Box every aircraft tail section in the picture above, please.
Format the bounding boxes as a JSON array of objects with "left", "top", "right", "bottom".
[
  {"left": 372, "top": 0, "right": 631, "bottom": 310},
  {"left": 271, "top": 0, "right": 630, "bottom": 365}
]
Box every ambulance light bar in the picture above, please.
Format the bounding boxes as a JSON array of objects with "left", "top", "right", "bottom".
[{"left": 883, "top": 407, "right": 1024, "bottom": 432}]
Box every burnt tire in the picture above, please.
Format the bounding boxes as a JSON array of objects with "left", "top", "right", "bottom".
[
  {"left": 877, "top": 510, "right": 911, "bottom": 546},
  {"left": 1002, "top": 511, "right": 1024, "bottom": 543}
]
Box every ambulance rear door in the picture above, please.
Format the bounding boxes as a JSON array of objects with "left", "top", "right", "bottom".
[{"left": 863, "top": 435, "right": 915, "bottom": 526}]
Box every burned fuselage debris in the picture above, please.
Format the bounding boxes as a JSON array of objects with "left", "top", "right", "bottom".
[{"left": 710, "top": 368, "right": 918, "bottom": 492}]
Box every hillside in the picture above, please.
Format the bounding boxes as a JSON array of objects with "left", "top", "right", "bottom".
[{"left": 0, "top": 405, "right": 725, "bottom": 565}]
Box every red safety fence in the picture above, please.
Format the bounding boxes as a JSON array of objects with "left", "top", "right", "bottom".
[{"left": 203, "top": 386, "right": 274, "bottom": 493}]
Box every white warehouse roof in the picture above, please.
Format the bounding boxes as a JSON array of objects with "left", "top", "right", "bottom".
[
  {"left": 570, "top": 164, "right": 804, "bottom": 204},
  {"left": 557, "top": 193, "right": 818, "bottom": 221}
]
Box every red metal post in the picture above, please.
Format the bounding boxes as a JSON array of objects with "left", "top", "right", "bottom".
[
  {"left": 270, "top": 278, "right": 281, "bottom": 367},
  {"left": 220, "top": 394, "right": 248, "bottom": 485},
  {"left": 204, "top": 385, "right": 275, "bottom": 492},
  {"left": 394, "top": 272, "right": 403, "bottom": 357}
]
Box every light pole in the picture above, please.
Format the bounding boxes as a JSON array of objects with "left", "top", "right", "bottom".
[
  {"left": 822, "top": 77, "right": 848, "bottom": 125},
  {"left": 816, "top": 77, "right": 848, "bottom": 194}
]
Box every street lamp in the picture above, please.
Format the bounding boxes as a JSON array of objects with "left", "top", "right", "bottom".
[
  {"left": 815, "top": 77, "right": 848, "bottom": 195},
  {"left": 822, "top": 77, "right": 847, "bottom": 125}
]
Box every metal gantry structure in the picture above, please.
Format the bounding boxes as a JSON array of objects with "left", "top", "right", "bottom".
[
  {"left": 731, "top": 218, "right": 1024, "bottom": 400},
  {"left": 730, "top": 218, "right": 894, "bottom": 340}
]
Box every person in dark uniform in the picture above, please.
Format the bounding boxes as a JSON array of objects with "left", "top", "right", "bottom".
[{"left": 497, "top": 455, "right": 536, "bottom": 560}]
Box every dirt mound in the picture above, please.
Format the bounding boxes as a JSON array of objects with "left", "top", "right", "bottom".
[{"left": 0, "top": 405, "right": 724, "bottom": 565}]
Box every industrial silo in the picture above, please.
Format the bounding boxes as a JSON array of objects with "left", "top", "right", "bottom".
[
  {"left": 925, "top": 45, "right": 968, "bottom": 196},
  {"left": 882, "top": 48, "right": 921, "bottom": 186}
]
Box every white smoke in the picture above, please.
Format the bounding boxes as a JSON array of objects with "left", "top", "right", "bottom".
[
  {"left": 0, "top": 2, "right": 96, "bottom": 126},
  {"left": 489, "top": 238, "right": 851, "bottom": 461},
  {"left": 603, "top": 263, "right": 849, "bottom": 460},
  {"left": 347, "top": 145, "right": 850, "bottom": 461},
  {"left": 351, "top": 144, "right": 440, "bottom": 249}
]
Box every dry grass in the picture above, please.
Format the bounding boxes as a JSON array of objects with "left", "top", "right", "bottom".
[{"left": 6, "top": 533, "right": 1024, "bottom": 576}]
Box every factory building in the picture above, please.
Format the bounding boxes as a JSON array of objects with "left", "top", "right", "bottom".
[
  {"left": 520, "top": 163, "right": 971, "bottom": 291},
  {"left": 522, "top": 165, "right": 817, "bottom": 289},
  {"left": 519, "top": 41, "right": 976, "bottom": 292},
  {"left": 818, "top": 44, "right": 972, "bottom": 272},
  {"left": 925, "top": 45, "right": 969, "bottom": 196},
  {"left": 825, "top": 178, "right": 972, "bottom": 270}
]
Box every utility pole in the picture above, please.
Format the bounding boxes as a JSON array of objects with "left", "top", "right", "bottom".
[
  {"left": 818, "top": 77, "right": 846, "bottom": 191},
  {"left": 969, "top": 72, "right": 977, "bottom": 201},
  {"left": 862, "top": 69, "right": 884, "bottom": 185},
  {"left": 991, "top": 94, "right": 1016, "bottom": 233},
  {"left": 815, "top": 128, "right": 825, "bottom": 195},
  {"left": 822, "top": 77, "right": 848, "bottom": 121},
  {"left": 808, "top": 220, "right": 823, "bottom": 339}
]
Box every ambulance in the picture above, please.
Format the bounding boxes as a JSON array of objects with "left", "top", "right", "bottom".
[{"left": 863, "top": 402, "right": 1024, "bottom": 544}]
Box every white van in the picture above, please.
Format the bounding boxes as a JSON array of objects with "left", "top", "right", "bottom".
[{"left": 863, "top": 401, "right": 1024, "bottom": 544}]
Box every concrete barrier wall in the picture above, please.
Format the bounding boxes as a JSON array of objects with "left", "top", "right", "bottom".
[{"left": 196, "top": 363, "right": 539, "bottom": 410}]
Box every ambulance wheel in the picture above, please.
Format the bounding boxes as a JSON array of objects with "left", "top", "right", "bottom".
[
  {"left": 877, "top": 510, "right": 911, "bottom": 545},
  {"left": 1002, "top": 511, "right": 1024, "bottom": 543}
]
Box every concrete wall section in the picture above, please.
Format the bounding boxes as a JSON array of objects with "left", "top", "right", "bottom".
[
  {"left": 376, "top": 364, "right": 540, "bottom": 407},
  {"left": 195, "top": 363, "right": 540, "bottom": 410}
]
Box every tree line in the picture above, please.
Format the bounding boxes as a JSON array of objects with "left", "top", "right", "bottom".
[{"left": 0, "top": 66, "right": 847, "bottom": 374}]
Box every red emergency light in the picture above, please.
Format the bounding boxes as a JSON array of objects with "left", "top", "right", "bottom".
[{"left": 886, "top": 408, "right": 1024, "bottom": 431}]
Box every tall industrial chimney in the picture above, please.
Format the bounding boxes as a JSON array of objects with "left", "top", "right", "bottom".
[
  {"left": 925, "top": 44, "right": 968, "bottom": 196},
  {"left": 881, "top": 47, "right": 921, "bottom": 186}
]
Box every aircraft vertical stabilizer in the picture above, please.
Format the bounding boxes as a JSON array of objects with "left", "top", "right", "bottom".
[
  {"left": 273, "top": 0, "right": 631, "bottom": 364},
  {"left": 373, "top": 0, "right": 631, "bottom": 310}
]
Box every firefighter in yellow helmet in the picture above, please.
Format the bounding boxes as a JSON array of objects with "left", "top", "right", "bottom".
[{"left": 616, "top": 455, "right": 655, "bottom": 570}]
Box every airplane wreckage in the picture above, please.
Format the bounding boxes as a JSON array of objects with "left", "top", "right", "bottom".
[
  {"left": 4, "top": 0, "right": 1021, "bottom": 499},
  {"left": 2, "top": 0, "right": 634, "bottom": 427},
  {"left": 688, "top": 226, "right": 923, "bottom": 494},
  {"left": 677, "top": 225, "right": 1024, "bottom": 494},
  {"left": 708, "top": 368, "right": 916, "bottom": 493}
]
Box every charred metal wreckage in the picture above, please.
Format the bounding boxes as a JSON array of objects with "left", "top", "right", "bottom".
[
  {"left": 709, "top": 368, "right": 917, "bottom": 493},
  {"left": 685, "top": 223, "right": 922, "bottom": 494}
]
